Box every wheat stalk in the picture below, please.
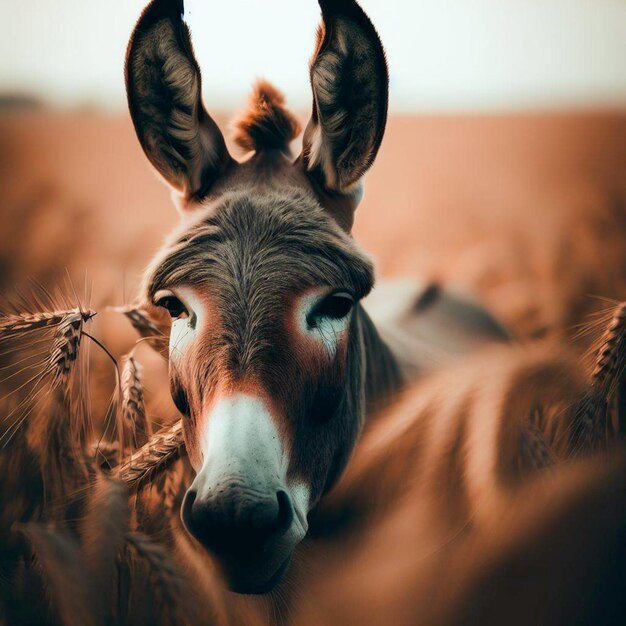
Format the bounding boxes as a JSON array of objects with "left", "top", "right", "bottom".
[
  {"left": 0, "top": 306, "right": 94, "bottom": 443},
  {"left": 32, "top": 387, "right": 91, "bottom": 513},
  {"left": 119, "top": 354, "right": 151, "bottom": 453},
  {"left": 155, "top": 460, "right": 188, "bottom": 513},
  {"left": 114, "top": 421, "right": 184, "bottom": 489},
  {"left": 0, "top": 309, "right": 95, "bottom": 339},
  {"left": 519, "top": 420, "right": 555, "bottom": 472},
  {"left": 43, "top": 309, "right": 97, "bottom": 479}
]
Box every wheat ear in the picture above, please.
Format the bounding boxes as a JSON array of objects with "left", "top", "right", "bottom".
[
  {"left": 591, "top": 301, "right": 626, "bottom": 397},
  {"left": 571, "top": 301, "right": 626, "bottom": 454},
  {"left": 113, "top": 306, "right": 163, "bottom": 337},
  {"left": 111, "top": 305, "right": 168, "bottom": 357},
  {"left": 114, "top": 421, "right": 184, "bottom": 489},
  {"left": 119, "top": 354, "right": 151, "bottom": 453},
  {"left": 48, "top": 310, "right": 93, "bottom": 391},
  {"left": 0, "top": 309, "right": 95, "bottom": 339}
]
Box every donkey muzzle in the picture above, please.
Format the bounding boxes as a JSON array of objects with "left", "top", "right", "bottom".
[
  {"left": 180, "top": 393, "right": 304, "bottom": 594},
  {"left": 182, "top": 481, "right": 294, "bottom": 593}
]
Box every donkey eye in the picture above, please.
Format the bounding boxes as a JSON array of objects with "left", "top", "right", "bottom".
[
  {"left": 154, "top": 292, "right": 188, "bottom": 319},
  {"left": 312, "top": 292, "right": 354, "bottom": 322}
]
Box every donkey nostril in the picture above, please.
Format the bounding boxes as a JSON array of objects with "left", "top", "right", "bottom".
[
  {"left": 181, "top": 485, "right": 295, "bottom": 553},
  {"left": 250, "top": 500, "right": 279, "bottom": 531},
  {"left": 275, "top": 490, "right": 294, "bottom": 534},
  {"left": 247, "top": 490, "right": 293, "bottom": 537},
  {"left": 180, "top": 488, "right": 197, "bottom": 533}
]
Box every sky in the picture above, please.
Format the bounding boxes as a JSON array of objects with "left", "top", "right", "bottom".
[{"left": 1, "top": 0, "right": 625, "bottom": 112}]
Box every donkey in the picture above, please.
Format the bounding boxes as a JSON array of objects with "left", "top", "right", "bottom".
[{"left": 126, "top": 0, "right": 506, "bottom": 595}]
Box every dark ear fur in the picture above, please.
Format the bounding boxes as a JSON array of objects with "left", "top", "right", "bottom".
[
  {"left": 125, "top": 0, "right": 232, "bottom": 203},
  {"left": 300, "top": 0, "right": 389, "bottom": 198}
]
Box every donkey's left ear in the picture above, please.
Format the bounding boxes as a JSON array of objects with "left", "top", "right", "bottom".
[
  {"left": 299, "top": 0, "right": 388, "bottom": 226},
  {"left": 126, "top": 0, "right": 233, "bottom": 207}
]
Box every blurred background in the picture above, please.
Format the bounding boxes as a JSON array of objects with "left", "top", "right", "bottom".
[
  {"left": 3, "top": 0, "right": 626, "bottom": 111},
  {"left": 0, "top": 0, "right": 625, "bottom": 382}
]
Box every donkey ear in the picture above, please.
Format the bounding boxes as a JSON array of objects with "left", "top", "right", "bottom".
[
  {"left": 125, "top": 0, "right": 232, "bottom": 205},
  {"left": 300, "top": 0, "right": 388, "bottom": 200}
]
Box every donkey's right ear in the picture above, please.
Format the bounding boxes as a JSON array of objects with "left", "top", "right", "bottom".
[{"left": 126, "top": 0, "right": 233, "bottom": 207}]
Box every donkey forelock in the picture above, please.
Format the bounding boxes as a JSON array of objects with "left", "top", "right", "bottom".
[{"left": 145, "top": 188, "right": 374, "bottom": 312}]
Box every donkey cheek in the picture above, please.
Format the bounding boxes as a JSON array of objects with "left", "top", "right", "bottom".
[
  {"left": 169, "top": 318, "right": 196, "bottom": 362},
  {"left": 170, "top": 382, "right": 192, "bottom": 418},
  {"left": 182, "top": 421, "right": 203, "bottom": 470},
  {"left": 310, "top": 382, "right": 345, "bottom": 423},
  {"left": 296, "top": 330, "right": 350, "bottom": 376}
]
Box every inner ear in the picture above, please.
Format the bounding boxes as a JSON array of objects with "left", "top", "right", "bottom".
[
  {"left": 299, "top": 0, "right": 389, "bottom": 212},
  {"left": 125, "top": 0, "right": 234, "bottom": 204}
]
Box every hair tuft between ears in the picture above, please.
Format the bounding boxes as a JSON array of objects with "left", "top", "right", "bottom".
[{"left": 232, "top": 80, "right": 302, "bottom": 155}]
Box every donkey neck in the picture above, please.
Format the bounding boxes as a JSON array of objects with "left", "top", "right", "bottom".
[
  {"left": 304, "top": 305, "right": 398, "bottom": 513},
  {"left": 356, "top": 304, "right": 404, "bottom": 421}
]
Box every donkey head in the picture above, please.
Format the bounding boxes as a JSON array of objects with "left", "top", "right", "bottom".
[{"left": 127, "top": 0, "right": 388, "bottom": 594}]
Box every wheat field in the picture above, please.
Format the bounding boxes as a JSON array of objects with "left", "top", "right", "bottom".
[{"left": 0, "top": 110, "right": 625, "bottom": 625}]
